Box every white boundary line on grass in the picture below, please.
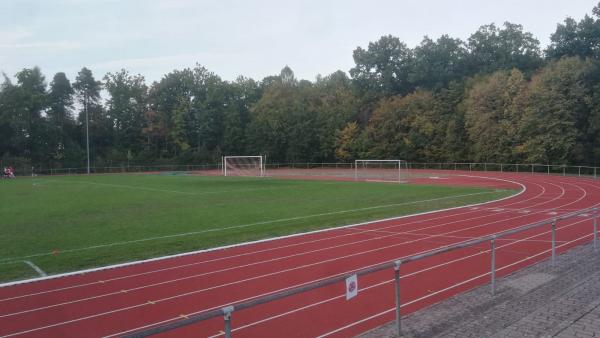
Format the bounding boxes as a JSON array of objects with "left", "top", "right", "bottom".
[
  {"left": 22, "top": 261, "right": 46, "bottom": 277},
  {"left": 0, "top": 190, "right": 504, "bottom": 265},
  {"left": 0, "top": 175, "right": 524, "bottom": 289}
]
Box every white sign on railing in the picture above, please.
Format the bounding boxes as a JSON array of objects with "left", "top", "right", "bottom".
[{"left": 345, "top": 274, "right": 358, "bottom": 300}]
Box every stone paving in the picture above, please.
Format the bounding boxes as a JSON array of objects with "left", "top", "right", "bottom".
[{"left": 358, "top": 242, "right": 600, "bottom": 338}]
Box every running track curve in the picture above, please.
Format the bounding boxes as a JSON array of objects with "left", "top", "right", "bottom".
[{"left": 1, "top": 171, "right": 599, "bottom": 338}]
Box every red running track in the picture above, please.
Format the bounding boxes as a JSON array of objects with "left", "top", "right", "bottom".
[{"left": 1, "top": 172, "right": 600, "bottom": 337}]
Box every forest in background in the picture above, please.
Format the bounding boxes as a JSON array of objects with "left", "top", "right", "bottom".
[{"left": 2, "top": 3, "right": 600, "bottom": 170}]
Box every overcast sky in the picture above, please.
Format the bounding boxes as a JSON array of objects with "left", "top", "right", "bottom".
[{"left": 0, "top": 0, "right": 597, "bottom": 85}]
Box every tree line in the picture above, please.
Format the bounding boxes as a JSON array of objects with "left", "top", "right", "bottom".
[{"left": 2, "top": 3, "right": 600, "bottom": 170}]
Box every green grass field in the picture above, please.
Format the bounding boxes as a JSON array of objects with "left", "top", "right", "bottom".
[{"left": 0, "top": 173, "right": 514, "bottom": 282}]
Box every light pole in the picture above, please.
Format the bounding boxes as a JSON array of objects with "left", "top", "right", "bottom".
[{"left": 85, "top": 93, "right": 90, "bottom": 174}]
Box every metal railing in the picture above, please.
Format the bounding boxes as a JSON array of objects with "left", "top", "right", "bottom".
[
  {"left": 406, "top": 162, "right": 599, "bottom": 178},
  {"left": 123, "top": 207, "right": 600, "bottom": 338},
  {"left": 17, "top": 161, "right": 599, "bottom": 179}
]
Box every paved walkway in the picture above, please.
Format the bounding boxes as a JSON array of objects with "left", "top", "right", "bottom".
[{"left": 359, "top": 241, "right": 600, "bottom": 338}]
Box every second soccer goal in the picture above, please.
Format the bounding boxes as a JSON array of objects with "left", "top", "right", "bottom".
[
  {"left": 354, "top": 159, "right": 408, "bottom": 183},
  {"left": 222, "top": 156, "right": 265, "bottom": 177}
]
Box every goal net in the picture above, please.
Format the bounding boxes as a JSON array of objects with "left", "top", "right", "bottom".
[
  {"left": 223, "top": 156, "right": 265, "bottom": 177},
  {"left": 354, "top": 160, "right": 408, "bottom": 183}
]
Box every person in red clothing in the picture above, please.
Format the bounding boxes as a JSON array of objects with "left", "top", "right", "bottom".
[{"left": 6, "top": 166, "right": 15, "bottom": 178}]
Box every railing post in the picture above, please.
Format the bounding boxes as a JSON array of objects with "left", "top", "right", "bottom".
[
  {"left": 551, "top": 220, "right": 557, "bottom": 266},
  {"left": 594, "top": 209, "right": 598, "bottom": 251},
  {"left": 491, "top": 236, "right": 496, "bottom": 296},
  {"left": 394, "top": 260, "right": 402, "bottom": 338},
  {"left": 223, "top": 306, "right": 234, "bottom": 338},
  {"left": 500, "top": 163, "right": 503, "bottom": 172}
]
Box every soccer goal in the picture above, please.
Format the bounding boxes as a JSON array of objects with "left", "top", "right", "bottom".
[
  {"left": 223, "top": 156, "right": 265, "bottom": 177},
  {"left": 354, "top": 160, "right": 408, "bottom": 183}
]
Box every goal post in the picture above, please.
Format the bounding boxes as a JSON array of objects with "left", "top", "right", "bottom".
[
  {"left": 223, "top": 156, "right": 265, "bottom": 177},
  {"left": 354, "top": 159, "right": 408, "bottom": 183}
]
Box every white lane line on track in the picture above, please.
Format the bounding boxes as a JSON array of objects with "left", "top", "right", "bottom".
[
  {"left": 2, "top": 178, "right": 581, "bottom": 335},
  {"left": 116, "top": 214, "right": 595, "bottom": 338},
  {"left": 315, "top": 232, "right": 595, "bottom": 338},
  {"left": 347, "top": 228, "right": 568, "bottom": 244},
  {"left": 111, "top": 206, "right": 596, "bottom": 336},
  {"left": 314, "top": 178, "right": 598, "bottom": 338},
  {"left": 340, "top": 182, "right": 558, "bottom": 240},
  {"left": 0, "top": 190, "right": 501, "bottom": 266},
  {"left": 210, "top": 221, "right": 593, "bottom": 338},
  {"left": 22, "top": 261, "right": 46, "bottom": 277}
]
